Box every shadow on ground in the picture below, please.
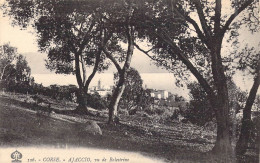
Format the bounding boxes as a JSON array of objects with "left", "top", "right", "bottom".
[{"left": 0, "top": 95, "right": 258, "bottom": 163}]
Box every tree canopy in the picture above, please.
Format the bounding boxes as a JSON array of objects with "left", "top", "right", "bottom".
[
  {"left": 0, "top": 43, "right": 33, "bottom": 93},
  {"left": 0, "top": 43, "right": 17, "bottom": 80},
  {"left": 114, "top": 67, "right": 144, "bottom": 111}
]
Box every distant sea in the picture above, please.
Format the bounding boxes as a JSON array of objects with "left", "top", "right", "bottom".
[{"left": 32, "top": 73, "right": 190, "bottom": 98}]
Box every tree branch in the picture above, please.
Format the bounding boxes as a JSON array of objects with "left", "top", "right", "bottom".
[
  {"left": 134, "top": 43, "right": 158, "bottom": 62},
  {"left": 139, "top": 25, "right": 214, "bottom": 99},
  {"left": 213, "top": 0, "right": 222, "bottom": 34},
  {"left": 0, "top": 64, "right": 9, "bottom": 80},
  {"left": 99, "top": 25, "right": 122, "bottom": 73},
  {"left": 162, "top": 3, "right": 210, "bottom": 47},
  {"left": 181, "top": 15, "right": 210, "bottom": 47},
  {"left": 221, "top": 0, "right": 254, "bottom": 36},
  {"left": 80, "top": 54, "right": 86, "bottom": 84},
  {"left": 78, "top": 20, "right": 96, "bottom": 53},
  {"left": 192, "top": 0, "right": 212, "bottom": 39},
  {"left": 155, "top": 32, "right": 216, "bottom": 101},
  {"left": 122, "top": 25, "right": 134, "bottom": 71},
  {"left": 134, "top": 42, "right": 175, "bottom": 71},
  {"left": 244, "top": 57, "right": 260, "bottom": 109},
  {"left": 102, "top": 47, "right": 122, "bottom": 73},
  {"left": 74, "top": 52, "right": 83, "bottom": 88},
  {"left": 84, "top": 49, "right": 102, "bottom": 89}
]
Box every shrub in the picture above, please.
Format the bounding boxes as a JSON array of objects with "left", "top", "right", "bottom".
[
  {"left": 86, "top": 92, "right": 108, "bottom": 110},
  {"left": 118, "top": 109, "right": 129, "bottom": 116},
  {"left": 144, "top": 105, "right": 178, "bottom": 123},
  {"left": 184, "top": 82, "right": 214, "bottom": 126},
  {"left": 249, "top": 114, "right": 260, "bottom": 149}
]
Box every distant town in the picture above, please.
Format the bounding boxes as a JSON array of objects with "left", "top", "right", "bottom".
[{"left": 90, "top": 79, "right": 173, "bottom": 100}]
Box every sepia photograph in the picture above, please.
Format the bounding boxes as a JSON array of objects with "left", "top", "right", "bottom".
[{"left": 0, "top": 0, "right": 259, "bottom": 162}]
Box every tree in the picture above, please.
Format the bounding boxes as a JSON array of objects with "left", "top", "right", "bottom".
[
  {"left": 235, "top": 46, "right": 260, "bottom": 155},
  {"left": 0, "top": 64, "right": 16, "bottom": 91},
  {"left": 86, "top": 92, "right": 108, "bottom": 110},
  {"left": 4, "top": 0, "right": 259, "bottom": 157},
  {"left": 0, "top": 44, "right": 33, "bottom": 93},
  {"left": 98, "top": 1, "right": 138, "bottom": 123},
  {"left": 15, "top": 54, "right": 31, "bottom": 83},
  {"left": 174, "top": 94, "right": 185, "bottom": 102},
  {"left": 186, "top": 79, "right": 246, "bottom": 126},
  {"left": 103, "top": 29, "right": 135, "bottom": 123},
  {"left": 3, "top": 0, "right": 139, "bottom": 122},
  {"left": 0, "top": 43, "right": 17, "bottom": 80},
  {"left": 186, "top": 82, "right": 214, "bottom": 126},
  {"left": 114, "top": 67, "right": 144, "bottom": 112},
  {"left": 3, "top": 0, "right": 110, "bottom": 114},
  {"left": 132, "top": 0, "right": 259, "bottom": 157},
  {"left": 12, "top": 54, "right": 32, "bottom": 93}
]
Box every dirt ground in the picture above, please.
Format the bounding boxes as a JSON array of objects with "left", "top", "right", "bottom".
[{"left": 0, "top": 93, "right": 258, "bottom": 163}]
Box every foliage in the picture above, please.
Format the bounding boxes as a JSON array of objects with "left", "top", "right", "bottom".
[
  {"left": 129, "top": 0, "right": 259, "bottom": 153},
  {"left": 143, "top": 105, "right": 180, "bottom": 124},
  {"left": 86, "top": 92, "right": 108, "bottom": 110},
  {"left": 138, "top": 89, "right": 154, "bottom": 111},
  {"left": 0, "top": 43, "right": 17, "bottom": 80},
  {"left": 0, "top": 44, "right": 33, "bottom": 94},
  {"left": 30, "top": 84, "right": 78, "bottom": 102},
  {"left": 250, "top": 113, "right": 260, "bottom": 147},
  {"left": 2, "top": 0, "right": 113, "bottom": 111},
  {"left": 47, "top": 84, "right": 78, "bottom": 101},
  {"left": 185, "top": 80, "right": 247, "bottom": 126},
  {"left": 114, "top": 68, "right": 151, "bottom": 113},
  {"left": 184, "top": 82, "right": 214, "bottom": 126},
  {"left": 26, "top": 83, "right": 107, "bottom": 110},
  {"left": 15, "top": 54, "right": 31, "bottom": 82},
  {"left": 174, "top": 94, "right": 186, "bottom": 102},
  {"left": 3, "top": 0, "right": 260, "bottom": 153},
  {"left": 227, "top": 79, "right": 247, "bottom": 113}
]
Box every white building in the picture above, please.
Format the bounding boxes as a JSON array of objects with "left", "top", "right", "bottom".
[{"left": 150, "top": 89, "right": 169, "bottom": 99}]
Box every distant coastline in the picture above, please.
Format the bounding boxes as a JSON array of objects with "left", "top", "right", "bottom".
[
  {"left": 32, "top": 72, "right": 256, "bottom": 99},
  {"left": 32, "top": 73, "right": 190, "bottom": 98}
]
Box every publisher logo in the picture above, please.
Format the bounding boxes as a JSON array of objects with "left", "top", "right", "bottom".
[{"left": 11, "top": 150, "right": 22, "bottom": 163}]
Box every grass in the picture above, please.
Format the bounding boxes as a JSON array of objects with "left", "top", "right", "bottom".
[{"left": 0, "top": 92, "right": 258, "bottom": 163}]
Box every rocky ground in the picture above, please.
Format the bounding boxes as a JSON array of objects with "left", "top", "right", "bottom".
[{"left": 0, "top": 92, "right": 258, "bottom": 162}]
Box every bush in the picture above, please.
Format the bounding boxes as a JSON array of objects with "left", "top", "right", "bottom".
[
  {"left": 184, "top": 82, "right": 214, "bottom": 126},
  {"left": 86, "top": 92, "right": 108, "bottom": 110},
  {"left": 249, "top": 114, "right": 260, "bottom": 149},
  {"left": 144, "top": 106, "right": 155, "bottom": 115},
  {"left": 118, "top": 109, "right": 129, "bottom": 116},
  {"left": 114, "top": 68, "right": 152, "bottom": 112},
  {"left": 144, "top": 105, "right": 178, "bottom": 123}
]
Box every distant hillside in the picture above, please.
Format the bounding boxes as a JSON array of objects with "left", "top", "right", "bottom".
[{"left": 23, "top": 50, "right": 169, "bottom": 74}]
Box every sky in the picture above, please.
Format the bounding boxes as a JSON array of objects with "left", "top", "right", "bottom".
[
  {"left": 0, "top": 9, "right": 167, "bottom": 74},
  {"left": 0, "top": 2, "right": 259, "bottom": 97}
]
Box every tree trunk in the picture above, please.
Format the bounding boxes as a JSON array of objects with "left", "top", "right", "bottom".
[
  {"left": 108, "top": 75, "right": 126, "bottom": 124},
  {"left": 236, "top": 59, "right": 260, "bottom": 155},
  {"left": 209, "top": 38, "right": 233, "bottom": 158},
  {"left": 211, "top": 105, "right": 233, "bottom": 156},
  {"left": 235, "top": 113, "right": 252, "bottom": 155},
  {"left": 74, "top": 52, "right": 91, "bottom": 114},
  {"left": 75, "top": 86, "right": 94, "bottom": 116},
  {"left": 76, "top": 88, "right": 88, "bottom": 113},
  {"left": 0, "top": 64, "right": 9, "bottom": 80},
  {"left": 107, "top": 24, "right": 134, "bottom": 124},
  {"left": 74, "top": 53, "right": 102, "bottom": 115},
  {"left": 212, "top": 107, "right": 233, "bottom": 159}
]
